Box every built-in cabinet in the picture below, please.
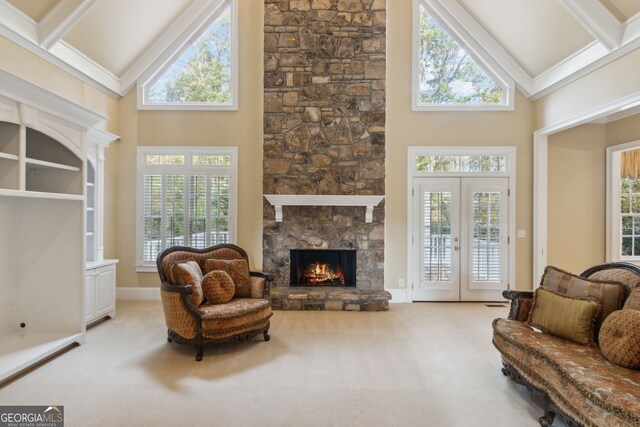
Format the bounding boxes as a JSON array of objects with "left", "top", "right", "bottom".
[
  {"left": 0, "top": 70, "right": 116, "bottom": 383},
  {"left": 85, "top": 261, "right": 118, "bottom": 324}
]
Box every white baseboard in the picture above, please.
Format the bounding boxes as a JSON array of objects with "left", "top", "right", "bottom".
[
  {"left": 116, "top": 287, "right": 160, "bottom": 301},
  {"left": 386, "top": 288, "right": 409, "bottom": 303}
]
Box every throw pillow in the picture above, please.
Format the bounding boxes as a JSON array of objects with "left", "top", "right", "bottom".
[
  {"left": 540, "top": 265, "right": 626, "bottom": 339},
  {"left": 204, "top": 258, "right": 252, "bottom": 298},
  {"left": 202, "top": 270, "right": 235, "bottom": 304},
  {"left": 599, "top": 309, "right": 640, "bottom": 369},
  {"left": 171, "top": 260, "right": 204, "bottom": 306},
  {"left": 624, "top": 286, "right": 640, "bottom": 311},
  {"left": 527, "top": 288, "right": 601, "bottom": 346}
]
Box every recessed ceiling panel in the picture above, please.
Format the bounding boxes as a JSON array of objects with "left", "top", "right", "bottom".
[
  {"left": 6, "top": 0, "right": 60, "bottom": 22},
  {"left": 599, "top": 0, "right": 640, "bottom": 22},
  {"left": 456, "top": 0, "right": 595, "bottom": 77},
  {"left": 63, "top": 0, "right": 193, "bottom": 76}
]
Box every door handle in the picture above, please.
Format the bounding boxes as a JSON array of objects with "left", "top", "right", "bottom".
[{"left": 454, "top": 245, "right": 459, "bottom": 251}]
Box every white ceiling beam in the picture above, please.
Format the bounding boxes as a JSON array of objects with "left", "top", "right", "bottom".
[
  {"left": 38, "top": 0, "right": 99, "bottom": 50},
  {"left": 119, "top": 0, "right": 226, "bottom": 95},
  {"left": 427, "top": 0, "right": 534, "bottom": 97},
  {"left": 558, "top": 0, "right": 622, "bottom": 51}
]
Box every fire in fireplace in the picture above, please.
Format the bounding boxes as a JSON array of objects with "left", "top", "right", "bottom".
[{"left": 290, "top": 249, "right": 356, "bottom": 287}]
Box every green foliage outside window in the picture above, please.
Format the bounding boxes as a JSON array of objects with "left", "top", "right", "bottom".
[
  {"left": 148, "top": 5, "right": 231, "bottom": 104},
  {"left": 418, "top": 5, "right": 503, "bottom": 105}
]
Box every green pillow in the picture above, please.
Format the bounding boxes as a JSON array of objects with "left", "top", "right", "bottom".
[{"left": 527, "top": 288, "right": 601, "bottom": 345}]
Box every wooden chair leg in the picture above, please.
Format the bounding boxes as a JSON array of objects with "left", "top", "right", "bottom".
[
  {"left": 263, "top": 331, "right": 270, "bottom": 341},
  {"left": 195, "top": 346, "right": 203, "bottom": 361}
]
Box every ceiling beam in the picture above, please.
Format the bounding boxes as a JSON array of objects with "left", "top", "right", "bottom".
[
  {"left": 119, "top": 0, "right": 227, "bottom": 95},
  {"left": 558, "top": 0, "right": 622, "bottom": 51},
  {"left": 427, "top": 0, "right": 534, "bottom": 97},
  {"left": 38, "top": 0, "right": 99, "bottom": 50}
]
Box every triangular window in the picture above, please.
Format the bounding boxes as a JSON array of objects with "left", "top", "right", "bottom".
[
  {"left": 416, "top": 2, "right": 510, "bottom": 109},
  {"left": 141, "top": 0, "right": 235, "bottom": 109}
]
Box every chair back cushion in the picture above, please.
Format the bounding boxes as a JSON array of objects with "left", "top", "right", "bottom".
[
  {"left": 624, "top": 287, "right": 640, "bottom": 310},
  {"left": 159, "top": 245, "right": 248, "bottom": 284},
  {"left": 171, "top": 260, "right": 204, "bottom": 306},
  {"left": 202, "top": 270, "right": 235, "bottom": 304},
  {"left": 541, "top": 266, "right": 626, "bottom": 339},
  {"left": 204, "top": 258, "right": 252, "bottom": 298}
]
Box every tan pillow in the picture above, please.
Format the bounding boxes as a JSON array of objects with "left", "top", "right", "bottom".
[
  {"left": 171, "top": 260, "right": 204, "bottom": 306},
  {"left": 202, "top": 270, "right": 235, "bottom": 304},
  {"left": 204, "top": 258, "right": 252, "bottom": 298},
  {"left": 527, "top": 288, "right": 601, "bottom": 346},
  {"left": 599, "top": 309, "right": 640, "bottom": 369},
  {"left": 624, "top": 287, "right": 640, "bottom": 311},
  {"left": 541, "top": 265, "right": 625, "bottom": 339}
]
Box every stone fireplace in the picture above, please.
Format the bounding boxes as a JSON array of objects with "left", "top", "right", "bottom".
[{"left": 263, "top": 0, "right": 389, "bottom": 310}]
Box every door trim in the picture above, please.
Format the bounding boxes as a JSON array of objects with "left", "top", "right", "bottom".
[{"left": 407, "top": 146, "right": 516, "bottom": 302}]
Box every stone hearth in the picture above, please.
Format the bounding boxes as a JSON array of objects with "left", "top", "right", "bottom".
[
  {"left": 271, "top": 287, "right": 391, "bottom": 311},
  {"left": 262, "top": 0, "right": 387, "bottom": 298}
]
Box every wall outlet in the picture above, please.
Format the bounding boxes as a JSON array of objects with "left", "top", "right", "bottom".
[{"left": 399, "top": 279, "right": 405, "bottom": 288}]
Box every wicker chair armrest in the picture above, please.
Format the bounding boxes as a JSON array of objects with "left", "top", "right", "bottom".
[
  {"left": 502, "top": 290, "right": 535, "bottom": 322},
  {"left": 160, "top": 282, "right": 202, "bottom": 316},
  {"left": 250, "top": 271, "right": 273, "bottom": 300}
]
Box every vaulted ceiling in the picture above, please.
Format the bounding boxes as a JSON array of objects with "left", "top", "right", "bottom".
[{"left": 1, "top": 0, "right": 639, "bottom": 100}]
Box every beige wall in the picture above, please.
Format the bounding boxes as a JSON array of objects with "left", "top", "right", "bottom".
[
  {"left": 385, "top": 1, "right": 535, "bottom": 291},
  {"left": 114, "top": 0, "right": 264, "bottom": 287},
  {"left": 607, "top": 113, "right": 640, "bottom": 147},
  {"left": 547, "top": 124, "right": 607, "bottom": 273}
]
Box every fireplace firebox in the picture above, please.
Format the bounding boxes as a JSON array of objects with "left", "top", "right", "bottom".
[{"left": 290, "top": 249, "right": 356, "bottom": 287}]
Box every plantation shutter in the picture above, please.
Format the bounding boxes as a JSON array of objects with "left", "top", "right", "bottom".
[
  {"left": 471, "top": 191, "right": 502, "bottom": 283},
  {"left": 423, "top": 190, "right": 452, "bottom": 282}
]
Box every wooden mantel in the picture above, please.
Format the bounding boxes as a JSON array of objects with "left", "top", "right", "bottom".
[{"left": 264, "top": 195, "right": 385, "bottom": 223}]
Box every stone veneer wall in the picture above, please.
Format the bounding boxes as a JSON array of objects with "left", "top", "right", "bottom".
[{"left": 263, "top": 0, "right": 386, "bottom": 290}]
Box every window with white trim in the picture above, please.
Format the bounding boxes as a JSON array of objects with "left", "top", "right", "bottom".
[
  {"left": 413, "top": 0, "right": 513, "bottom": 111},
  {"left": 139, "top": 0, "right": 237, "bottom": 110},
  {"left": 136, "top": 147, "right": 237, "bottom": 270}
]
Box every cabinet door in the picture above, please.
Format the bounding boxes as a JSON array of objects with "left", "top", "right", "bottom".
[
  {"left": 85, "top": 272, "right": 96, "bottom": 323},
  {"left": 95, "top": 266, "right": 115, "bottom": 318}
]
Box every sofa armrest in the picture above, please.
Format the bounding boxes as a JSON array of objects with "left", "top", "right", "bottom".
[
  {"left": 502, "top": 290, "right": 534, "bottom": 322},
  {"left": 250, "top": 271, "right": 273, "bottom": 300},
  {"left": 160, "top": 282, "right": 201, "bottom": 339}
]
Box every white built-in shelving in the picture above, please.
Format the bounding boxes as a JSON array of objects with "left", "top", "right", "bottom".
[{"left": 0, "top": 70, "right": 111, "bottom": 383}]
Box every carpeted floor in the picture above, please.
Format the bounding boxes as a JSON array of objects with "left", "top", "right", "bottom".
[{"left": 0, "top": 301, "right": 555, "bottom": 426}]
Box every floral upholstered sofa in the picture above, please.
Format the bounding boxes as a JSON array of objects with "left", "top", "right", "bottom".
[
  {"left": 492, "top": 262, "right": 640, "bottom": 427},
  {"left": 157, "top": 244, "right": 273, "bottom": 361}
]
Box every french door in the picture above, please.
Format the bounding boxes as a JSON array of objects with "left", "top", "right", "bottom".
[{"left": 412, "top": 177, "right": 509, "bottom": 301}]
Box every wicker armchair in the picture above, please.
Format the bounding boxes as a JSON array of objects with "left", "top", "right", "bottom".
[{"left": 157, "top": 244, "right": 273, "bottom": 361}]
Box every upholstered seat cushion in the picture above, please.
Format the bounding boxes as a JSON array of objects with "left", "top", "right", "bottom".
[
  {"left": 493, "top": 318, "right": 640, "bottom": 427},
  {"left": 200, "top": 298, "right": 272, "bottom": 335}
]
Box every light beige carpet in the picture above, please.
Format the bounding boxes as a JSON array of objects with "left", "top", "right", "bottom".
[{"left": 0, "top": 301, "right": 551, "bottom": 426}]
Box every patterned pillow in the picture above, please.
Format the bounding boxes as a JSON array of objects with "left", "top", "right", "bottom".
[
  {"left": 171, "top": 260, "right": 204, "bottom": 306},
  {"left": 624, "top": 287, "right": 640, "bottom": 311},
  {"left": 202, "top": 270, "right": 235, "bottom": 304},
  {"left": 527, "top": 288, "right": 601, "bottom": 346},
  {"left": 204, "top": 258, "right": 252, "bottom": 298},
  {"left": 599, "top": 309, "right": 640, "bottom": 369},
  {"left": 541, "top": 265, "right": 626, "bottom": 339}
]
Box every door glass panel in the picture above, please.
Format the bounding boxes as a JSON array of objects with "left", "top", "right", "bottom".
[
  {"left": 472, "top": 191, "right": 501, "bottom": 283},
  {"left": 423, "top": 191, "right": 452, "bottom": 282}
]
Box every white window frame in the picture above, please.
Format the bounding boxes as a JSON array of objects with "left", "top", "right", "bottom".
[
  {"left": 136, "top": 146, "right": 238, "bottom": 272},
  {"left": 137, "top": 0, "right": 238, "bottom": 111},
  {"left": 406, "top": 146, "right": 516, "bottom": 301},
  {"left": 606, "top": 140, "right": 640, "bottom": 262},
  {"left": 411, "top": 0, "right": 514, "bottom": 111}
]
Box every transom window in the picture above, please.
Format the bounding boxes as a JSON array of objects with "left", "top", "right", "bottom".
[
  {"left": 139, "top": 0, "right": 237, "bottom": 110},
  {"left": 412, "top": 1, "right": 512, "bottom": 111},
  {"left": 416, "top": 155, "right": 506, "bottom": 173},
  {"left": 136, "top": 147, "right": 237, "bottom": 271}
]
